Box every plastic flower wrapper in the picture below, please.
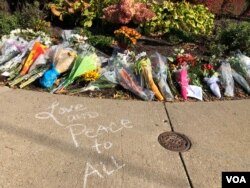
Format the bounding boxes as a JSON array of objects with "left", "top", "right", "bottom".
[
  {"left": 40, "top": 46, "right": 77, "bottom": 88},
  {"left": 54, "top": 46, "right": 100, "bottom": 92},
  {"left": 176, "top": 66, "right": 189, "bottom": 100},
  {"left": 0, "top": 37, "right": 27, "bottom": 66},
  {"left": 173, "top": 56, "right": 202, "bottom": 100},
  {"left": 202, "top": 63, "right": 221, "bottom": 98},
  {"left": 116, "top": 67, "right": 154, "bottom": 101},
  {"left": 237, "top": 51, "right": 250, "bottom": 68},
  {"left": 232, "top": 69, "right": 250, "bottom": 94},
  {"left": 28, "top": 53, "right": 47, "bottom": 72},
  {"left": 61, "top": 30, "right": 87, "bottom": 44},
  {"left": 107, "top": 51, "right": 152, "bottom": 101},
  {"left": 228, "top": 54, "right": 250, "bottom": 85},
  {"left": 108, "top": 51, "right": 135, "bottom": 70},
  {"left": 9, "top": 51, "right": 52, "bottom": 88},
  {"left": 218, "top": 62, "right": 234, "bottom": 97},
  {"left": 204, "top": 76, "right": 221, "bottom": 98},
  {"left": 8, "top": 42, "right": 50, "bottom": 87},
  {"left": 68, "top": 71, "right": 118, "bottom": 94},
  {"left": 0, "top": 39, "right": 36, "bottom": 76},
  {"left": 150, "top": 52, "right": 173, "bottom": 101},
  {"left": 170, "top": 49, "right": 202, "bottom": 100},
  {"left": 9, "top": 64, "right": 49, "bottom": 88},
  {"left": 20, "top": 42, "right": 48, "bottom": 75},
  {"left": 135, "top": 53, "right": 164, "bottom": 101},
  {"left": 28, "top": 45, "right": 60, "bottom": 73},
  {"left": 187, "top": 85, "right": 203, "bottom": 101},
  {"left": 236, "top": 51, "right": 250, "bottom": 83},
  {"left": 19, "top": 66, "right": 49, "bottom": 89}
]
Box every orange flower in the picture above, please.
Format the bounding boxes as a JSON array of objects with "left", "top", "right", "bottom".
[{"left": 114, "top": 26, "right": 141, "bottom": 47}]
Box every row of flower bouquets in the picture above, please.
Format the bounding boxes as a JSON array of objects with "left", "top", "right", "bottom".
[{"left": 0, "top": 34, "right": 250, "bottom": 101}]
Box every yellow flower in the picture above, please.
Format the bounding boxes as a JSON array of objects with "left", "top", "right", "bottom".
[{"left": 82, "top": 69, "right": 100, "bottom": 81}]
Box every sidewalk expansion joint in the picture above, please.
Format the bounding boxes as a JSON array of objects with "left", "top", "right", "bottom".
[
  {"left": 179, "top": 152, "right": 194, "bottom": 188},
  {"left": 162, "top": 102, "right": 194, "bottom": 188},
  {"left": 162, "top": 102, "right": 174, "bottom": 132}
]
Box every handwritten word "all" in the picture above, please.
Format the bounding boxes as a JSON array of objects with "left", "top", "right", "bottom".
[{"left": 83, "top": 156, "right": 125, "bottom": 188}]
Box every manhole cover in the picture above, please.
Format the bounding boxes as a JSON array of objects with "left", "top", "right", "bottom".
[{"left": 158, "top": 131, "right": 191, "bottom": 152}]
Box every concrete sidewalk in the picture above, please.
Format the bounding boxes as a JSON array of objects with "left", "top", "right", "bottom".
[{"left": 0, "top": 87, "right": 249, "bottom": 188}]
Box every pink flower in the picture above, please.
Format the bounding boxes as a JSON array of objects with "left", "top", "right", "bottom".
[
  {"left": 133, "top": 3, "right": 155, "bottom": 24},
  {"left": 103, "top": 0, "right": 155, "bottom": 24}
]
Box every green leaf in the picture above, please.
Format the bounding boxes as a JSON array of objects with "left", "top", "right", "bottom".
[{"left": 84, "top": 20, "right": 92, "bottom": 27}]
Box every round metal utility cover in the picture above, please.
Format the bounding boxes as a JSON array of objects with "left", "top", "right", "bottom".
[{"left": 158, "top": 131, "right": 191, "bottom": 152}]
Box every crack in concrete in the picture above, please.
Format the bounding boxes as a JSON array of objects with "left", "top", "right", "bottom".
[{"left": 163, "top": 102, "right": 194, "bottom": 188}]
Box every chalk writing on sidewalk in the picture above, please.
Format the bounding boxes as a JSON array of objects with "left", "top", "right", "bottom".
[
  {"left": 35, "top": 101, "right": 132, "bottom": 188},
  {"left": 35, "top": 101, "right": 99, "bottom": 127}
]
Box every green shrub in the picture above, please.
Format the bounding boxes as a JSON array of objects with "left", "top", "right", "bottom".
[
  {"left": 87, "top": 34, "right": 113, "bottom": 48},
  {"left": 77, "top": 28, "right": 113, "bottom": 48},
  {"left": 15, "top": 1, "right": 49, "bottom": 32},
  {"left": 143, "top": 0, "right": 215, "bottom": 36},
  {"left": 0, "top": 11, "right": 18, "bottom": 37},
  {"left": 49, "top": 0, "right": 119, "bottom": 28},
  {"left": 209, "top": 20, "right": 250, "bottom": 56},
  {"left": 164, "top": 28, "right": 199, "bottom": 43}
]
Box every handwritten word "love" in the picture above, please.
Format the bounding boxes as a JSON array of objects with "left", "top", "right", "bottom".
[{"left": 35, "top": 101, "right": 99, "bottom": 127}]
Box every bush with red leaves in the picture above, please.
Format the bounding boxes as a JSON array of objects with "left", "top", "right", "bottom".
[
  {"left": 188, "top": 0, "right": 224, "bottom": 14},
  {"left": 187, "top": 0, "right": 250, "bottom": 17},
  {"left": 222, "top": 0, "right": 249, "bottom": 16}
]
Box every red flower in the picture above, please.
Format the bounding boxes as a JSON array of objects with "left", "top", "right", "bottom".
[
  {"left": 176, "top": 53, "right": 196, "bottom": 66},
  {"left": 202, "top": 63, "right": 214, "bottom": 70}
]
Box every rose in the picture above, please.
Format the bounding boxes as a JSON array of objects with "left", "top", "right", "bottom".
[
  {"left": 202, "top": 63, "right": 214, "bottom": 71},
  {"left": 176, "top": 53, "right": 195, "bottom": 67}
]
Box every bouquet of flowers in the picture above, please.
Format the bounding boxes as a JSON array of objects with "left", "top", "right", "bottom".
[
  {"left": 68, "top": 71, "right": 117, "bottom": 94},
  {"left": 228, "top": 51, "right": 250, "bottom": 85},
  {"left": 40, "top": 46, "right": 77, "bottom": 88},
  {"left": 232, "top": 69, "right": 250, "bottom": 94},
  {"left": 219, "top": 62, "right": 234, "bottom": 97},
  {"left": 53, "top": 45, "right": 100, "bottom": 93},
  {"left": 116, "top": 67, "right": 154, "bottom": 100},
  {"left": 0, "top": 37, "right": 27, "bottom": 66},
  {"left": 135, "top": 53, "right": 164, "bottom": 101},
  {"left": 169, "top": 50, "right": 196, "bottom": 100},
  {"left": 0, "top": 39, "right": 35, "bottom": 75},
  {"left": 20, "top": 42, "right": 48, "bottom": 75},
  {"left": 9, "top": 64, "right": 49, "bottom": 88},
  {"left": 202, "top": 63, "right": 221, "bottom": 98},
  {"left": 170, "top": 49, "right": 203, "bottom": 100},
  {"left": 150, "top": 52, "right": 173, "bottom": 101},
  {"left": 109, "top": 52, "right": 153, "bottom": 101}
]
